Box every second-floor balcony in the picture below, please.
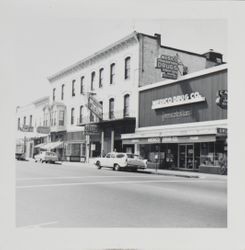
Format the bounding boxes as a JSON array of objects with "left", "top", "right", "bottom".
[{"left": 77, "top": 109, "right": 136, "bottom": 126}]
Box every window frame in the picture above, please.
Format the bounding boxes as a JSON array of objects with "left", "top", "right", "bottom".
[
  {"left": 125, "top": 56, "right": 131, "bottom": 79},
  {"left": 72, "top": 80, "right": 76, "bottom": 97},
  {"left": 91, "top": 71, "right": 95, "bottom": 91},
  {"left": 110, "top": 63, "right": 115, "bottom": 84},
  {"left": 99, "top": 68, "right": 104, "bottom": 88},
  {"left": 80, "top": 76, "right": 84, "bottom": 94},
  {"left": 61, "top": 84, "right": 65, "bottom": 100},
  {"left": 71, "top": 108, "right": 75, "bottom": 125},
  {"left": 109, "top": 98, "right": 115, "bottom": 119}
]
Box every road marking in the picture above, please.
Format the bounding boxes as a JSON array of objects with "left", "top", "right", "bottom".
[
  {"left": 16, "top": 175, "right": 173, "bottom": 181},
  {"left": 16, "top": 179, "right": 226, "bottom": 189},
  {"left": 20, "top": 221, "right": 58, "bottom": 228}
]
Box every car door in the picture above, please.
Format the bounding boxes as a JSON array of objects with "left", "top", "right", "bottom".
[
  {"left": 109, "top": 153, "right": 116, "bottom": 167},
  {"left": 103, "top": 153, "right": 111, "bottom": 166}
]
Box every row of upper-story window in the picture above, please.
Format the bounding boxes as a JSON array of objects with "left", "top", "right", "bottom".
[
  {"left": 17, "top": 115, "right": 32, "bottom": 129},
  {"left": 70, "top": 94, "right": 130, "bottom": 125},
  {"left": 52, "top": 56, "right": 131, "bottom": 102}
]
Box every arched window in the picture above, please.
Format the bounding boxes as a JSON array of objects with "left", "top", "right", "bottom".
[
  {"left": 91, "top": 71, "right": 95, "bottom": 91},
  {"left": 110, "top": 63, "right": 115, "bottom": 84},
  {"left": 71, "top": 108, "right": 75, "bottom": 125},
  {"left": 80, "top": 76, "right": 84, "bottom": 94},
  {"left": 72, "top": 80, "right": 76, "bottom": 96},
  {"left": 109, "top": 98, "right": 115, "bottom": 119},
  {"left": 99, "top": 68, "right": 104, "bottom": 88},
  {"left": 53, "top": 88, "right": 56, "bottom": 101},
  {"left": 61, "top": 84, "right": 65, "bottom": 100},
  {"left": 124, "top": 57, "right": 131, "bottom": 79},
  {"left": 79, "top": 105, "right": 83, "bottom": 124},
  {"left": 124, "top": 94, "right": 130, "bottom": 117}
]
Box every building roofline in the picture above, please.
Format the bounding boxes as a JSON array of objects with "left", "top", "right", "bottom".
[
  {"left": 139, "top": 63, "right": 227, "bottom": 92},
  {"left": 32, "top": 96, "right": 49, "bottom": 105},
  {"left": 138, "top": 32, "right": 222, "bottom": 59},
  {"left": 47, "top": 31, "right": 139, "bottom": 83}
]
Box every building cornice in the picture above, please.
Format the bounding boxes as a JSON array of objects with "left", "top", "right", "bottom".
[
  {"left": 48, "top": 31, "right": 139, "bottom": 83},
  {"left": 139, "top": 64, "right": 227, "bottom": 92}
]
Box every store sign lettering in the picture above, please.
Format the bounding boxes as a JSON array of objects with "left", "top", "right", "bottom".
[
  {"left": 162, "top": 110, "right": 192, "bottom": 121},
  {"left": 147, "top": 138, "right": 161, "bottom": 143},
  {"left": 152, "top": 92, "right": 206, "bottom": 109},
  {"left": 155, "top": 55, "right": 179, "bottom": 80}
]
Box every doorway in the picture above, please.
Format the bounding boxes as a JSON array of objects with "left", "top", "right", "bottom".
[{"left": 178, "top": 144, "right": 194, "bottom": 169}]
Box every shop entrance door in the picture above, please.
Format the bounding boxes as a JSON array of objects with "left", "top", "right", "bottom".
[{"left": 178, "top": 144, "right": 194, "bottom": 169}]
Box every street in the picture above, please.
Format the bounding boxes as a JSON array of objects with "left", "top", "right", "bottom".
[{"left": 16, "top": 160, "right": 227, "bottom": 228}]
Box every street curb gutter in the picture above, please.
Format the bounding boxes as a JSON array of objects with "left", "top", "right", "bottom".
[{"left": 147, "top": 171, "right": 200, "bottom": 178}]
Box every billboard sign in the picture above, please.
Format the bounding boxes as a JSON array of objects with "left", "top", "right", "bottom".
[
  {"left": 87, "top": 95, "right": 103, "bottom": 119},
  {"left": 155, "top": 55, "right": 179, "bottom": 80}
]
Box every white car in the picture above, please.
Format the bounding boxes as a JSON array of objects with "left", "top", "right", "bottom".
[
  {"left": 95, "top": 152, "right": 147, "bottom": 171},
  {"left": 34, "top": 151, "right": 58, "bottom": 163}
]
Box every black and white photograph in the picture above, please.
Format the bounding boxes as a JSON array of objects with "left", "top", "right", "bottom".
[{"left": 1, "top": 0, "right": 245, "bottom": 250}]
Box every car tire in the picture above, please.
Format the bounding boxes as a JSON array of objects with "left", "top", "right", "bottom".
[
  {"left": 96, "top": 161, "right": 102, "bottom": 169},
  {"left": 114, "top": 164, "right": 120, "bottom": 171}
]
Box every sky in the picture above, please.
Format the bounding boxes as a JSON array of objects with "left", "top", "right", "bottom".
[{"left": 12, "top": 1, "right": 227, "bottom": 107}]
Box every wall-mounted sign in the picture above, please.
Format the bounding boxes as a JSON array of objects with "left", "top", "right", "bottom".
[
  {"left": 87, "top": 95, "right": 103, "bottom": 120},
  {"left": 19, "top": 125, "right": 34, "bottom": 132},
  {"left": 155, "top": 55, "right": 179, "bottom": 80},
  {"left": 84, "top": 124, "right": 100, "bottom": 135},
  {"left": 36, "top": 126, "right": 50, "bottom": 134},
  {"left": 152, "top": 92, "right": 206, "bottom": 109},
  {"left": 216, "top": 90, "right": 227, "bottom": 109},
  {"left": 217, "top": 128, "right": 227, "bottom": 135},
  {"left": 162, "top": 110, "right": 192, "bottom": 121}
]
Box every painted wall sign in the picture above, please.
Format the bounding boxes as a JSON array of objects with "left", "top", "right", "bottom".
[
  {"left": 155, "top": 55, "right": 179, "bottom": 80},
  {"left": 152, "top": 91, "right": 206, "bottom": 109},
  {"left": 216, "top": 90, "right": 227, "bottom": 109},
  {"left": 162, "top": 110, "right": 192, "bottom": 121},
  {"left": 36, "top": 126, "right": 50, "bottom": 134},
  {"left": 87, "top": 95, "right": 103, "bottom": 119}
]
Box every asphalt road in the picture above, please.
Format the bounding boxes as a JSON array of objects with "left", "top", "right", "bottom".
[{"left": 16, "top": 160, "right": 227, "bottom": 228}]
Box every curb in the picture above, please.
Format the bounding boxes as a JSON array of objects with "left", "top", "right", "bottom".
[{"left": 146, "top": 171, "right": 200, "bottom": 178}]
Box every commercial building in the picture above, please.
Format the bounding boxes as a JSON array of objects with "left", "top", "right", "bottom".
[
  {"left": 46, "top": 31, "right": 224, "bottom": 162},
  {"left": 16, "top": 96, "right": 50, "bottom": 159},
  {"left": 122, "top": 64, "right": 227, "bottom": 173}
]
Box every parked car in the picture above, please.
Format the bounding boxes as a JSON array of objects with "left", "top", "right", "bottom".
[
  {"left": 95, "top": 152, "right": 147, "bottom": 171},
  {"left": 34, "top": 151, "right": 58, "bottom": 163}
]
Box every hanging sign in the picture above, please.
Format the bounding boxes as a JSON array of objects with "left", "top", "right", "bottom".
[
  {"left": 87, "top": 95, "right": 103, "bottom": 119},
  {"left": 155, "top": 55, "right": 179, "bottom": 80},
  {"left": 216, "top": 90, "right": 227, "bottom": 109}
]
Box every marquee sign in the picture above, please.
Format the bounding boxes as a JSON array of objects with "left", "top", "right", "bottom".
[
  {"left": 87, "top": 95, "right": 103, "bottom": 120},
  {"left": 152, "top": 92, "right": 206, "bottom": 110},
  {"left": 155, "top": 55, "right": 179, "bottom": 80}
]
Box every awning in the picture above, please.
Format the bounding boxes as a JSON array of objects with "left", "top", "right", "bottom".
[
  {"left": 41, "top": 141, "right": 64, "bottom": 150},
  {"left": 16, "top": 131, "right": 48, "bottom": 140},
  {"left": 34, "top": 143, "right": 47, "bottom": 148},
  {"left": 122, "top": 135, "right": 216, "bottom": 145}
]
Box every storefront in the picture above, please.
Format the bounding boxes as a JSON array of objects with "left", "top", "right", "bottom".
[{"left": 122, "top": 65, "right": 227, "bottom": 174}]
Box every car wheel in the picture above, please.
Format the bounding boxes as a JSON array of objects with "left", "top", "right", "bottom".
[
  {"left": 96, "top": 161, "right": 102, "bottom": 169},
  {"left": 114, "top": 164, "right": 120, "bottom": 171}
]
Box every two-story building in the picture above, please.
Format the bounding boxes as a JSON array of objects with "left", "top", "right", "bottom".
[{"left": 16, "top": 96, "right": 50, "bottom": 159}]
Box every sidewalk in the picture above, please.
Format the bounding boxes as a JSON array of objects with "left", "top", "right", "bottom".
[{"left": 60, "top": 158, "right": 227, "bottom": 180}]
